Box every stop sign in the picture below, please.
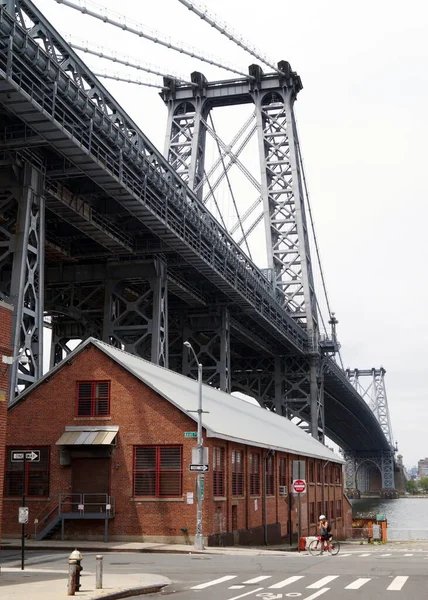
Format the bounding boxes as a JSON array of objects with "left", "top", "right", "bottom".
[{"left": 293, "top": 479, "right": 306, "bottom": 494}]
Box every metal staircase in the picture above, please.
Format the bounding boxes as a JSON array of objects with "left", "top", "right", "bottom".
[{"left": 34, "top": 493, "right": 115, "bottom": 542}]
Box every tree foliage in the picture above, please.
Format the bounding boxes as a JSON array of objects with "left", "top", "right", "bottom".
[{"left": 405, "top": 479, "right": 418, "bottom": 494}]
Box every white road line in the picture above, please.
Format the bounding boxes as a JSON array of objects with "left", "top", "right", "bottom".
[
  {"left": 404, "top": 553, "right": 413, "bottom": 557},
  {"left": 339, "top": 553, "right": 352, "bottom": 557},
  {"left": 380, "top": 554, "right": 392, "bottom": 557},
  {"left": 269, "top": 575, "right": 305, "bottom": 589},
  {"left": 229, "top": 586, "right": 245, "bottom": 590},
  {"left": 191, "top": 575, "right": 237, "bottom": 589},
  {"left": 304, "top": 589, "right": 330, "bottom": 600},
  {"left": 242, "top": 576, "right": 272, "bottom": 584},
  {"left": 307, "top": 576, "right": 339, "bottom": 589},
  {"left": 345, "top": 578, "right": 371, "bottom": 590},
  {"left": 359, "top": 553, "right": 371, "bottom": 557},
  {"left": 387, "top": 576, "right": 409, "bottom": 591},
  {"left": 227, "top": 588, "right": 264, "bottom": 600}
]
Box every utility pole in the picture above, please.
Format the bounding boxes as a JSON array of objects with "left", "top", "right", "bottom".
[{"left": 183, "top": 341, "right": 204, "bottom": 550}]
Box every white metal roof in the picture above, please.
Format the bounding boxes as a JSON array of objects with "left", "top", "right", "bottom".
[
  {"left": 91, "top": 339, "right": 342, "bottom": 463},
  {"left": 13, "top": 338, "right": 342, "bottom": 463}
]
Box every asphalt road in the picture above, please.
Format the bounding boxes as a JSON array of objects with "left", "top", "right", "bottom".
[{"left": 2, "top": 547, "right": 428, "bottom": 600}]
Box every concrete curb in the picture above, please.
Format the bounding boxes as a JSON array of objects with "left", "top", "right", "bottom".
[{"left": 87, "top": 584, "right": 167, "bottom": 600}]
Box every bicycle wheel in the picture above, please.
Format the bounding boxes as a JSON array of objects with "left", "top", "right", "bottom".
[
  {"left": 308, "top": 539, "right": 323, "bottom": 556},
  {"left": 329, "top": 539, "right": 340, "bottom": 555}
]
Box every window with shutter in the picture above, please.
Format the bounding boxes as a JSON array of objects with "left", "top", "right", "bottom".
[
  {"left": 213, "top": 447, "right": 225, "bottom": 496},
  {"left": 77, "top": 381, "right": 110, "bottom": 417},
  {"left": 134, "top": 446, "right": 182, "bottom": 497},
  {"left": 231, "top": 450, "right": 244, "bottom": 496},
  {"left": 249, "top": 453, "right": 260, "bottom": 495},
  {"left": 266, "top": 454, "right": 274, "bottom": 495}
]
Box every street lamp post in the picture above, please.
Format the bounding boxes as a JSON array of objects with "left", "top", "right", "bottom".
[{"left": 183, "top": 341, "right": 204, "bottom": 550}]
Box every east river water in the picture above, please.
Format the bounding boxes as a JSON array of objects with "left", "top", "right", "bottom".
[{"left": 352, "top": 497, "right": 428, "bottom": 540}]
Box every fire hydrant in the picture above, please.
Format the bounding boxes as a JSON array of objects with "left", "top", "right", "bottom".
[{"left": 68, "top": 549, "right": 83, "bottom": 595}]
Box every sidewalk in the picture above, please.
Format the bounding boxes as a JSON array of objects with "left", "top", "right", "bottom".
[
  {"left": 0, "top": 566, "right": 170, "bottom": 600},
  {"left": 1, "top": 537, "right": 299, "bottom": 556}
]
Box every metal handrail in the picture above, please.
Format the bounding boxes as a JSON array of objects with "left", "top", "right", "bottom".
[{"left": 34, "top": 493, "right": 115, "bottom": 537}]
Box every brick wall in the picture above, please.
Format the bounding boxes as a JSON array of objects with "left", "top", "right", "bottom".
[
  {"left": 0, "top": 300, "right": 13, "bottom": 543},
  {"left": 3, "top": 342, "right": 352, "bottom": 544}
]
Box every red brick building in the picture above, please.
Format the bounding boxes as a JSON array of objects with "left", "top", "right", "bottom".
[
  {"left": 3, "top": 338, "right": 351, "bottom": 545},
  {"left": 0, "top": 299, "right": 13, "bottom": 543}
]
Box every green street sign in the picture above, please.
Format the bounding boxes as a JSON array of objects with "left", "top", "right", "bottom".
[
  {"left": 184, "top": 432, "right": 197, "bottom": 438},
  {"left": 200, "top": 476, "right": 205, "bottom": 500}
]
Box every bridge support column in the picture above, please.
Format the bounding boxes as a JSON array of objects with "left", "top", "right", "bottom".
[
  {"left": 103, "top": 258, "right": 168, "bottom": 367},
  {"left": 344, "top": 451, "right": 397, "bottom": 498},
  {"left": 0, "top": 160, "right": 45, "bottom": 401},
  {"left": 182, "top": 308, "right": 231, "bottom": 392},
  {"left": 46, "top": 281, "right": 104, "bottom": 367},
  {"left": 50, "top": 319, "right": 101, "bottom": 368},
  {"left": 277, "top": 355, "right": 324, "bottom": 441},
  {"left": 163, "top": 76, "right": 208, "bottom": 199}
]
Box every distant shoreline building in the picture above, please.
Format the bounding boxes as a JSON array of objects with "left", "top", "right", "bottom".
[{"left": 418, "top": 458, "right": 428, "bottom": 478}]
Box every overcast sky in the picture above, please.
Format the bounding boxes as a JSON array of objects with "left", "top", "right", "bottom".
[{"left": 34, "top": 0, "right": 428, "bottom": 467}]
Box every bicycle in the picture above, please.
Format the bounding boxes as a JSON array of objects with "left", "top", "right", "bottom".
[{"left": 308, "top": 535, "right": 340, "bottom": 556}]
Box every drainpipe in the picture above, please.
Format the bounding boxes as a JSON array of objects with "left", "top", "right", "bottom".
[{"left": 264, "top": 449, "right": 274, "bottom": 545}]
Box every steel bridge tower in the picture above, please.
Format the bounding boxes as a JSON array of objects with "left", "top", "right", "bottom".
[
  {"left": 162, "top": 62, "right": 328, "bottom": 441},
  {"left": 345, "top": 368, "right": 396, "bottom": 492}
]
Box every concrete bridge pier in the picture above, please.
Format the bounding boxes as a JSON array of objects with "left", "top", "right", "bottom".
[{"left": 344, "top": 450, "right": 398, "bottom": 498}]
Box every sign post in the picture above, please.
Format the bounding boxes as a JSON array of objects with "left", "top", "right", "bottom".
[
  {"left": 292, "top": 460, "right": 305, "bottom": 550},
  {"left": 292, "top": 474, "right": 307, "bottom": 553},
  {"left": 21, "top": 452, "right": 26, "bottom": 570},
  {"left": 11, "top": 450, "right": 40, "bottom": 570}
]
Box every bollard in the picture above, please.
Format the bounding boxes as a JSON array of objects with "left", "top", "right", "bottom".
[
  {"left": 68, "top": 559, "right": 77, "bottom": 596},
  {"left": 95, "top": 554, "right": 103, "bottom": 589}
]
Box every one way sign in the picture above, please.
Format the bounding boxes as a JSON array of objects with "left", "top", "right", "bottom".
[
  {"left": 11, "top": 450, "right": 40, "bottom": 462},
  {"left": 189, "top": 464, "right": 209, "bottom": 472}
]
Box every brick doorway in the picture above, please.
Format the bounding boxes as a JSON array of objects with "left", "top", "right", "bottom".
[{"left": 71, "top": 458, "right": 110, "bottom": 512}]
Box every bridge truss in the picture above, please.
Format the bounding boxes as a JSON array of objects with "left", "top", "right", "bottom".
[{"left": 0, "top": 0, "right": 395, "bottom": 490}]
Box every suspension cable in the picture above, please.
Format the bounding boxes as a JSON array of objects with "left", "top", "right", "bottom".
[
  {"left": 294, "top": 118, "right": 346, "bottom": 369},
  {"left": 55, "top": 0, "right": 253, "bottom": 78},
  {"left": 66, "top": 36, "right": 195, "bottom": 85},
  {"left": 203, "top": 171, "right": 228, "bottom": 231},
  {"left": 94, "top": 71, "right": 165, "bottom": 88},
  {"left": 208, "top": 114, "right": 252, "bottom": 259},
  {"left": 177, "top": 0, "right": 281, "bottom": 74},
  {"left": 295, "top": 119, "right": 333, "bottom": 320}
]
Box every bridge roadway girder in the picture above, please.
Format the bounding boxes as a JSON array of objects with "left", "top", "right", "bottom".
[
  {"left": 0, "top": 3, "right": 307, "bottom": 355},
  {"left": 0, "top": 1, "right": 393, "bottom": 456}
]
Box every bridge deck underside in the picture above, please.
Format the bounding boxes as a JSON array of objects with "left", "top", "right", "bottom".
[{"left": 0, "top": 4, "right": 391, "bottom": 455}]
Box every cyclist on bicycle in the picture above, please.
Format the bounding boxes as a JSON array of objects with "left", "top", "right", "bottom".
[{"left": 318, "top": 514, "right": 332, "bottom": 546}]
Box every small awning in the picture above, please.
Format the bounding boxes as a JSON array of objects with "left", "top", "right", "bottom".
[{"left": 56, "top": 426, "right": 119, "bottom": 446}]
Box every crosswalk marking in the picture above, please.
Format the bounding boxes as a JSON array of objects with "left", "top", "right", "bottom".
[
  {"left": 345, "top": 578, "right": 371, "bottom": 590},
  {"left": 387, "top": 576, "right": 409, "bottom": 591},
  {"left": 404, "top": 553, "right": 413, "bottom": 557},
  {"left": 228, "top": 588, "right": 264, "bottom": 600},
  {"left": 307, "top": 576, "right": 339, "bottom": 589},
  {"left": 304, "top": 589, "right": 330, "bottom": 600},
  {"left": 242, "top": 576, "right": 272, "bottom": 584},
  {"left": 191, "top": 574, "right": 412, "bottom": 594},
  {"left": 359, "top": 553, "right": 371, "bottom": 557},
  {"left": 190, "top": 575, "right": 236, "bottom": 589},
  {"left": 229, "top": 586, "right": 245, "bottom": 590},
  {"left": 380, "top": 553, "right": 392, "bottom": 557},
  {"left": 339, "top": 553, "right": 352, "bottom": 557},
  {"left": 269, "top": 575, "right": 305, "bottom": 589}
]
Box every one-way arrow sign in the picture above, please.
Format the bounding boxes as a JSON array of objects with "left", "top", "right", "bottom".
[
  {"left": 189, "top": 464, "right": 209, "bottom": 472},
  {"left": 11, "top": 450, "right": 40, "bottom": 462}
]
